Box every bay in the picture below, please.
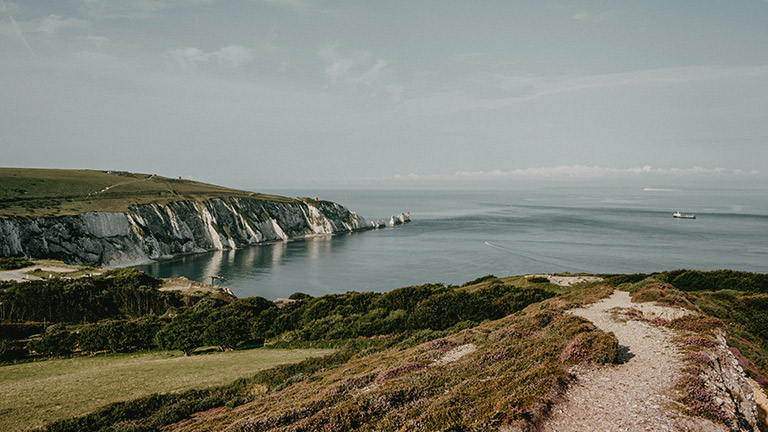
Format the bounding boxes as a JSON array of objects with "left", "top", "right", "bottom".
[{"left": 135, "top": 187, "right": 768, "bottom": 299}]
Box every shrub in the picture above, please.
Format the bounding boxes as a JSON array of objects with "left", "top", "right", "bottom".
[
  {"left": 680, "top": 370, "right": 728, "bottom": 423},
  {"left": 461, "top": 275, "right": 498, "bottom": 287},
  {"left": 629, "top": 284, "right": 670, "bottom": 302},
  {"left": 665, "top": 269, "right": 768, "bottom": 293},
  {"left": 0, "top": 257, "right": 32, "bottom": 270},
  {"left": 527, "top": 276, "right": 550, "bottom": 284},
  {"left": 203, "top": 317, "right": 248, "bottom": 351},
  {"left": 377, "top": 363, "right": 427, "bottom": 383},
  {"left": 559, "top": 331, "right": 619, "bottom": 365},
  {"left": 605, "top": 273, "right": 651, "bottom": 286},
  {"left": 154, "top": 315, "right": 206, "bottom": 355},
  {"left": 676, "top": 336, "right": 717, "bottom": 348},
  {"left": 27, "top": 329, "right": 77, "bottom": 357},
  {"left": 0, "top": 322, "right": 45, "bottom": 340},
  {"left": 667, "top": 315, "right": 725, "bottom": 334}
]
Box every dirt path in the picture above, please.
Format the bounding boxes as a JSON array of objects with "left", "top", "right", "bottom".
[
  {"left": 541, "top": 291, "right": 726, "bottom": 431},
  {"left": 86, "top": 174, "right": 155, "bottom": 197}
]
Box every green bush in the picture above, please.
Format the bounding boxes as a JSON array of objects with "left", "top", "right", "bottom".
[
  {"left": 203, "top": 317, "right": 248, "bottom": 351},
  {"left": 527, "top": 276, "right": 550, "bottom": 284},
  {"left": 0, "top": 257, "right": 32, "bottom": 270},
  {"left": 460, "top": 274, "right": 498, "bottom": 287},
  {"left": 664, "top": 269, "right": 768, "bottom": 293},
  {"left": 27, "top": 329, "right": 77, "bottom": 357},
  {"left": 154, "top": 315, "right": 205, "bottom": 356}
]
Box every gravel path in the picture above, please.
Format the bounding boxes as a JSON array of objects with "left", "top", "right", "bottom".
[{"left": 541, "top": 291, "right": 726, "bottom": 432}]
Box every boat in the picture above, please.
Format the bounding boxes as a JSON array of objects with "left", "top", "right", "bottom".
[{"left": 673, "top": 211, "right": 696, "bottom": 219}]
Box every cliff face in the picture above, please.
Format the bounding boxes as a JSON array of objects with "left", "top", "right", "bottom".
[{"left": 0, "top": 197, "right": 370, "bottom": 267}]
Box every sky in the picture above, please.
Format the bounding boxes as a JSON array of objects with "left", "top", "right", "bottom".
[{"left": 1, "top": 0, "right": 767, "bottom": 190}]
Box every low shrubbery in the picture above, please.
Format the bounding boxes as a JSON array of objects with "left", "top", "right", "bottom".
[
  {"left": 11, "top": 269, "right": 768, "bottom": 430},
  {"left": 628, "top": 273, "right": 768, "bottom": 423},
  {"left": 0, "top": 269, "right": 180, "bottom": 323},
  {"left": 662, "top": 269, "right": 768, "bottom": 293},
  {"left": 226, "top": 305, "right": 620, "bottom": 432},
  {"left": 0, "top": 257, "right": 33, "bottom": 270},
  {"left": 6, "top": 273, "right": 555, "bottom": 363}
]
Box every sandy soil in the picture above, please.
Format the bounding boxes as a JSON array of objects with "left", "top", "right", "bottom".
[
  {"left": 541, "top": 291, "right": 726, "bottom": 432},
  {"left": 527, "top": 274, "right": 603, "bottom": 287},
  {"left": 435, "top": 343, "right": 477, "bottom": 365},
  {"left": 0, "top": 260, "right": 90, "bottom": 282},
  {"left": 159, "top": 277, "right": 235, "bottom": 297}
]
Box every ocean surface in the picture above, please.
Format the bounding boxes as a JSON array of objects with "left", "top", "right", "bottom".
[{"left": 135, "top": 187, "right": 768, "bottom": 299}]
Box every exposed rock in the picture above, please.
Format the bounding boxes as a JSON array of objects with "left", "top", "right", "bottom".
[
  {"left": 388, "top": 212, "right": 410, "bottom": 226},
  {"left": 697, "top": 333, "right": 761, "bottom": 431},
  {"left": 0, "top": 197, "right": 372, "bottom": 267},
  {"left": 542, "top": 291, "right": 763, "bottom": 432}
]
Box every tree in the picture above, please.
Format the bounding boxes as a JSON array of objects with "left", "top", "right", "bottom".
[
  {"left": 78, "top": 324, "right": 107, "bottom": 354},
  {"left": 203, "top": 317, "right": 247, "bottom": 351},
  {"left": 155, "top": 315, "right": 205, "bottom": 356},
  {"left": 28, "top": 329, "right": 77, "bottom": 357}
]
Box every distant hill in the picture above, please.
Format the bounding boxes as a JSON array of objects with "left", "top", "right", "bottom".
[
  {"left": 0, "top": 168, "right": 293, "bottom": 217},
  {"left": 0, "top": 168, "right": 370, "bottom": 266}
]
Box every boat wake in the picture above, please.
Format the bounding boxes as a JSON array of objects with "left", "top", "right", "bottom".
[{"left": 483, "top": 241, "right": 586, "bottom": 273}]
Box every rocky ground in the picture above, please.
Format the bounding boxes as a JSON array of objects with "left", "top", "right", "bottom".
[{"left": 541, "top": 291, "right": 763, "bottom": 432}]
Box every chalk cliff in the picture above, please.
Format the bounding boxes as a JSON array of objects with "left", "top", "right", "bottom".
[{"left": 0, "top": 197, "right": 371, "bottom": 267}]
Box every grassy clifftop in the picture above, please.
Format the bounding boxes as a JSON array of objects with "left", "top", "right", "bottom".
[{"left": 0, "top": 168, "right": 295, "bottom": 217}]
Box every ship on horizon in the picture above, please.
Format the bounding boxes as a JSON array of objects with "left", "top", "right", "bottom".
[{"left": 673, "top": 211, "right": 696, "bottom": 219}]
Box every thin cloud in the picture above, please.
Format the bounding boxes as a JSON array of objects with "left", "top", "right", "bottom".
[
  {"left": 571, "top": 10, "right": 614, "bottom": 22},
  {"left": 572, "top": 11, "right": 590, "bottom": 21},
  {"left": 316, "top": 43, "right": 395, "bottom": 90},
  {"left": 214, "top": 45, "right": 255, "bottom": 67},
  {"left": 0, "top": 0, "right": 35, "bottom": 56},
  {"left": 37, "top": 15, "right": 88, "bottom": 34},
  {"left": 168, "top": 45, "right": 255, "bottom": 70},
  {"left": 395, "top": 166, "right": 759, "bottom": 181},
  {"left": 81, "top": 0, "right": 216, "bottom": 19},
  {"left": 462, "top": 64, "right": 768, "bottom": 112},
  {"left": 261, "top": 0, "right": 311, "bottom": 13}
]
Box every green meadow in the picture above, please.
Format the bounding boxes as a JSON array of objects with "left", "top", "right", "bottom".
[
  {"left": 0, "top": 348, "right": 332, "bottom": 431},
  {"left": 0, "top": 168, "right": 293, "bottom": 217}
]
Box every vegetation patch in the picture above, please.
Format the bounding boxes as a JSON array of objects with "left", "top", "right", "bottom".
[
  {"left": 210, "top": 308, "right": 620, "bottom": 432},
  {"left": 0, "top": 348, "right": 332, "bottom": 431},
  {"left": 679, "top": 364, "right": 729, "bottom": 423},
  {"left": 0, "top": 257, "right": 33, "bottom": 270},
  {"left": 0, "top": 168, "right": 295, "bottom": 217},
  {"left": 7, "top": 270, "right": 768, "bottom": 430},
  {"left": 559, "top": 330, "right": 619, "bottom": 365},
  {"left": 667, "top": 315, "right": 726, "bottom": 334},
  {"left": 527, "top": 276, "right": 550, "bottom": 284}
]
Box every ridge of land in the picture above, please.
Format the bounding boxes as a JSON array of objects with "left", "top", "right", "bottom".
[{"left": 0, "top": 168, "right": 294, "bottom": 217}]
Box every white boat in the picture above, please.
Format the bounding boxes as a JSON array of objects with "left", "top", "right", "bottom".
[{"left": 673, "top": 211, "right": 696, "bottom": 219}]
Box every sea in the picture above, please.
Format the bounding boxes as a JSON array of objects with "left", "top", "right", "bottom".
[{"left": 135, "top": 187, "right": 768, "bottom": 299}]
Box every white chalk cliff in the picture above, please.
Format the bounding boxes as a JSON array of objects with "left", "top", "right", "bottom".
[{"left": 0, "top": 197, "right": 371, "bottom": 267}]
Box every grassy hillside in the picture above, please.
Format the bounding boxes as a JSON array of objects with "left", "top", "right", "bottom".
[
  {"left": 0, "top": 348, "right": 332, "bottom": 431},
  {"left": 3, "top": 270, "right": 766, "bottom": 431},
  {"left": 0, "top": 168, "right": 295, "bottom": 217}
]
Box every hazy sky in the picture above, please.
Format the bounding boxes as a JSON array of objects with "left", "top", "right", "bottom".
[{"left": 1, "top": 1, "right": 767, "bottom": 189}]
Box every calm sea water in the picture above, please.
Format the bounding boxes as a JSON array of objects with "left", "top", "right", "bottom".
[{"left": 135, "top": 187, "right": 768, "bottom": 299}]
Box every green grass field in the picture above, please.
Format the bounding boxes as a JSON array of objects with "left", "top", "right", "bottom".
[
  {"left": 0, "top": 168, "right": 294, "bottom": 217},
  {"left": 0, "top": 348, "right": 333, "bottom": 431}
]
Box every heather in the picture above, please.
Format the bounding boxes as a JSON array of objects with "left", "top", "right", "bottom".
[
  {"left": 173, "top": 302, "right": 619, "bottom": 432},
  {"left": 626, "top": 275, "right": 768, "bottom": 391},
  {"left": 626, "top": 274, "right": 768, "bottom": 425},
  {"left": 9, "top": 275, "right": 567, "bottom": 431},
  {"left": 8, "top": 270, "right": 768, "bottom": 431}
]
